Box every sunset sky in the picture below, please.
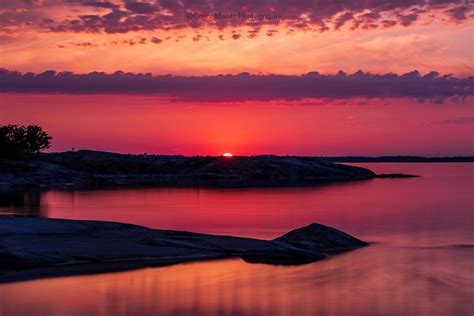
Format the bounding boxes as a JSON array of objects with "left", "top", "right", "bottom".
[{"left": 1, "top": 0, "right": 473, "bottom": 156}]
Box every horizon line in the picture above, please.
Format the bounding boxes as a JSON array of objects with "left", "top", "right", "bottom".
[{"left": 45, "top": 149, "right": 474, "bottom": 159}]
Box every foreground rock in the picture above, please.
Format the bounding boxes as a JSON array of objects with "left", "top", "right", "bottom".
[
  {"left": 0, "top": 218, "right": 367, "bottom": 282},
  {"left": 0, "top": 151, "right": 377, "bottom": 188}
]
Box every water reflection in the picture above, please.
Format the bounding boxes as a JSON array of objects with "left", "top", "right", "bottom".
[
  {"left": 0, "top": 245, "right": 472, "bottom": 316},
  {"left": 0, "top": 189, "right": 45, "bottom": 217},
  {"left": 0, "top": 163, "right": 472, "bottom": 315},
  {"left": 0, "top": 163, "right": 472, "bottom": 241}
]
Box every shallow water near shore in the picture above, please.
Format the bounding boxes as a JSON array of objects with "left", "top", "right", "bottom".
[{"left": 0, "top": 163, "right": 473, "bottom": 315}]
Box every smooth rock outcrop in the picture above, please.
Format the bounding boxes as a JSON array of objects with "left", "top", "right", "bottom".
[{"left": 0, "top": 218, "right": 367, "bottom": 282}]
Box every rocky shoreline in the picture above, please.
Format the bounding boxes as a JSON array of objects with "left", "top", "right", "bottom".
[
  {"left": 0, "top": 150, "right": 417, "bottom": 189},
  {"left": 0, "top": 218, "right": 367, "bottom": 283}
]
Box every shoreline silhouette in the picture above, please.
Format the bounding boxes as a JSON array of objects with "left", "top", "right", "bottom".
[{"left": 0, "top": 150, "right": 420, "bottom": 189}]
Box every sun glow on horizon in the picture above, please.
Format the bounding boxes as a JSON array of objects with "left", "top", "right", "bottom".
[{"left": 223, "top": 152, "right": 233, "bottom": 157}]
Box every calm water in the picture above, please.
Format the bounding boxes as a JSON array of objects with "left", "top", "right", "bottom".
[{"left": 0, "top": 163, "right": 473, "bottom": 315}]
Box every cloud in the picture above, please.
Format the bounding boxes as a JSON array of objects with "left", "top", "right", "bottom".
[
  {"left": 0, "top": 68, "right": 472, "bottom": 102},
  {"left": 70, "top": 41, "right": 96, "bottom": 47},
  {"left": 82, "top": 1, "right": 119, "bottom": 10},
  {"left": 150, "top": 36, "right": 162, "bottom": 44},
  {"left": 0, "top": 0, "right": 472, "bottom": 36},
  {"left": 334, "top": 12, "right": 354, "bottom": 30},
  {"left": 124, "top": 1, "right": 158, "bottom": 14},
  {"left": 266, "top": 29, "right": 278, "bottom": 37},
  {"left": 445, "top": 5, "right": 471, "bottom": 20}
]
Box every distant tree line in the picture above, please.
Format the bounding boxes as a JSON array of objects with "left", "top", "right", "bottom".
[{"left": 0, "top": 125, "right": 52, "bottom": 159}]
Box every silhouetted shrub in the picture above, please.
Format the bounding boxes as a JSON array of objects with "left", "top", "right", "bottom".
[{"left": 0, "top": 125, "right": 52, "bottom": 159}]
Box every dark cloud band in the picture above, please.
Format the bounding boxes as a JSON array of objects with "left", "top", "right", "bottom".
[{"left": 0, "top": 69, "right": 472, "bottom": 102}]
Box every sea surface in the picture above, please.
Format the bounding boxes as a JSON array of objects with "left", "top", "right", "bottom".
[{"left": 0, "top": 163, "right": 472, "bottom": 316}]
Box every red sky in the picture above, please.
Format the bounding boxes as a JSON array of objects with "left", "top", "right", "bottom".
[
  {"left": 0, "top": 0, "right": 473, "bottom": 155},
  {"left": 1, "top": 94, "right": 473, "bottom": 156}
]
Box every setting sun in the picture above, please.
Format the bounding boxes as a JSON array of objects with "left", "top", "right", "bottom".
[{"left": 223, "top": 153, "right": 233, "bottom": 157}]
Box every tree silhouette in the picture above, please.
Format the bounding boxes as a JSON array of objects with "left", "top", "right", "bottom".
[{"left": 0, "top": 125, "right": 52, "bottom": 159}]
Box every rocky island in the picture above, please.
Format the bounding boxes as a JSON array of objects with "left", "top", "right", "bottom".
[
  {"left": 0, "top": 217, "right": 367, "bottom": 283},
  {"left": 0, "top": 150, "right": 415, "bottom": 188}
]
